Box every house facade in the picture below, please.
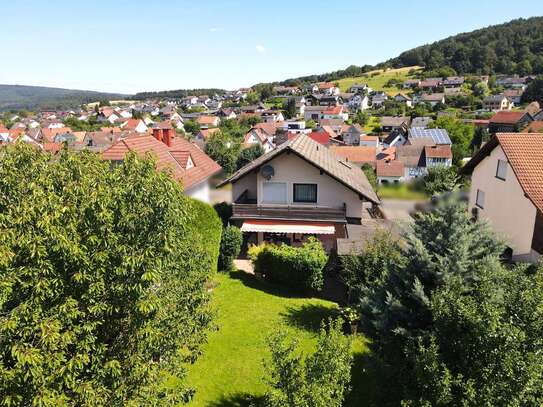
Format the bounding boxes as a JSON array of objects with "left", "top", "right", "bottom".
[
  {"left": 219, "top": 135, "right": 380, "bottom": 252},
  {"left": 462, "top": 133, "right": 543, "bottom": 263}
]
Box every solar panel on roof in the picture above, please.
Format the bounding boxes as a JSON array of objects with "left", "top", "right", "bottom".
[{"left": 408, "top": 127, "right": 451, "bottom": 145}]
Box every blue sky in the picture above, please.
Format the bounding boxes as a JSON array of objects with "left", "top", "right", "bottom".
[{"left": 0, "top": 1, "right": 540, "bottom": 94}]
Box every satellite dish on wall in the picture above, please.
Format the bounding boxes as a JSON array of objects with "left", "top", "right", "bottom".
[{"left": 261, "top": 165, "right": 275, "bottom": 180}]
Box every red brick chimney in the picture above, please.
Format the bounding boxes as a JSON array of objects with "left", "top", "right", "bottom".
[
  {"left": 153, "top": 128, "right": 163, "bottom": 142},
  {"left": 163, "top": 128, "right": 174, "bottom": 147}
]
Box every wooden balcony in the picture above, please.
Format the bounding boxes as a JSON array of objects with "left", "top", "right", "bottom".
[{"left": 232, "top": 203, "right": 347, "bottom": 222}]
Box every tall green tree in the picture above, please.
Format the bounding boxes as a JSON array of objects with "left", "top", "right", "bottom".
[
  {"left": 205, "top": 131, "right": 241, "bottom": 175},
  {"left": 265, "top": 319, "right": 352, "bottom": 407},
  {"left": 0, "top": 144, "right": 221, "bottom": 406},
  {"left": 429, "top": 116, "right": 475, "bottom": 164},
  {"left": 360, "top": 199, "right": 505, "bottom": 404}
]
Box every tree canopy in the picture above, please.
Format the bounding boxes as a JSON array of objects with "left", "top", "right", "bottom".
[{"left": 0, "top": 144, "right": 221, "bottom": 406}]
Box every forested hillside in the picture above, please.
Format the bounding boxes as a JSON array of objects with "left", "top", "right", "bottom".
[
  {"left": 389, "top": 16, "right": 543, "bottom": 75},
  {"left": 0, "top": 84, "right": 126, "bottom": 111},
  {"left": 273, "top": 17, "right": 543, "bottom": 86}
]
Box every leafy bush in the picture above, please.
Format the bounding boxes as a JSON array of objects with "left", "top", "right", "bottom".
[
  {"left": 213, "top": 201, "right": 233, "bottom": 227},
  {"left": 265, "top": 319, "right": 352, "bottom": 407},
  {"left": 218, "top": 225, "right": 243, "bottom": 271},
  {"left": 189, "top": 198, "right": 222, "bottom": 273},
  {"left": 251, "top": 238, "right": 327, "bottom": 292},
  {"left": 0, "top": 144, "right": 217, "bottom": 405},
  {"left": 420, "top": 166, "right": 459, "bottom": 195}
]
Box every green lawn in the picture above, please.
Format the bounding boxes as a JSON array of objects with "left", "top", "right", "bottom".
[
  {"left": 337, "top": 66, "right": 422, "bottom": 95},
  {"left": 185, "top": 271, "right": 372, "bottom": 406},
  {"left": 378, "top": 183, "right": 428, "bottom": 200}
]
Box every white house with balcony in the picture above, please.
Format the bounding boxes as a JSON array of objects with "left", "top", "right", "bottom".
[{"left": 218, "top": 134, "right": 380, "bottom": 252}]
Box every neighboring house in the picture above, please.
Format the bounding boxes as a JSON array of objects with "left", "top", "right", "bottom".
[
  {"left": 83, "top": 130, "right": 123, "bottom": 150},
  {"left": 260, "top": 110, "right": 285, "bottom": 123},
  {"left": 418, "top": 93, "right": 445, "bottom": 107},
  {"left": 408, "top": 127, "right": 452, "bottom": 145},
  {"left": 218, "top": 134, "right": 380, "bottom": 252},
  {"left": 319, "top": 105, "right": 348, "bottom": 122},
  {"left": 329, "top": 146, "right": 376, "bottom": 167},
  {"left": 411, "top": 116, "right": 433, "bottom": 129},
  {"left": 394, "top": 93, "right": 412, "bottom": 107},
  {"left": 381, "top": 116, "right": 410, "bottom": 133},
  {"left": 343, "top": 93, "right": 370, "bottom": 111},
  {"left": 194, "top": 128, "right": 220, "bottom": 148},
  {"left": 196, "top": 115, "right": 220, "bottom": 129},
  {"left": 340, "top": 124, "right": 364, "bottom": 145},
  {"left": 424, "top": 145, "right": 453, "bottom": 167},
  {"left": 371, "top": 92, "right": 388, "bottom": 108},
  {"left": 488, "top": 111, "right": 532, "bottom": 133},
  {"left": 396, "top": 145, "right": 427, "bottom": 180},
  {"left": 359, "top": 135, "right": 379, "bottom": 148},
  {"left": 350, "top": 83, "right": 372, "bottom": 94},
  {"left": 303, "top": 106, "right": 325, "bottom": 122},
  {"left": 376, "top": 160, "right": 404, "bottom": 185},
  {"left": 523, "top": 121, "right": 543, "bottom": 133},
  {"left": 317, "top": 82, "right": 340, "bottom": 96},
  {"left": 462, "top": 133, "right": 543, "bottom": 263},
  {"left": 442, "top": 76, "right": 465, "bottom": 89},
  {"left": 281, "top": 121, "right": 311, "bottom": 135},
  {"left": 419, "top": 78, "right": 442, "bottom": 91},
  {"left": 532, "top": 110, "right": 543, "bottom": 121},
  {"left": 103, "top": 126, "right": 221, "bottom": 203},
  {"left": 120, "top": 119, "right": 148, "bottom": 133},
  {"left": 244, "top": 128, "right": 275, "bottom": 153},
  {"left": 503, "top": 89, "right": 524, "bottom": 105},
  {"left": 383, "top": 131, "right": 407, "bottom": 147},
  {"left": 483, "top": 95, "right": 513, "bottom": 111},
  {"left": 403, "top": 79, "right": 420, "bottom": 89}
]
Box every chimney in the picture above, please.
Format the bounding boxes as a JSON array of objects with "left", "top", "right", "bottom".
[
  {"left": 153, "top": 128, "right": 163, "bottom": 142},
  {"left": 163, "top": 128, "right": 174, "bottom": 147}
]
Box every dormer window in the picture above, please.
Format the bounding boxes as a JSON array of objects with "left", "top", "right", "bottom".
[{"left": 186, "top": 155, "right": 194, "bottom": 169}]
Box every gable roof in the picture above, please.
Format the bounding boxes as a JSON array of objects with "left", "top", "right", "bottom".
[
  {"left": 489, "top": 111, "right": 529, "bottom": 124},
  {"left": 396, "top": 145, "right": 425, "bottom": 167},
  {"left": 424, "top": 145, "right": 452, "bottom": 159},
  {"left": 219, "top": 134, "right": 379, "bottom": 204},
  {"left": 462, "top": 133, "right": 543, "bottom": 213},
  {"left": 102, "top": 135, "right": 221, "bottom": 190},
  {"left": 376, "top": 160, "right": 404, "bottom": 177},
  {"left": 329, "top": 146, "right": 376, "bottom": 164},
  {"left": 409, "top": 127, "right": 452, "bottom": 145}
]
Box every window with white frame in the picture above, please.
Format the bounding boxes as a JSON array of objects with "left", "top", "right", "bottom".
[
  {"left": 496, "top": 159, "right": 507, "bottom": 180},
  {"left": 262, "top": 182, "right": 287, "bottom": 204},
  {"left": 476, "top": 189, "right": 485, "bottom": 209}
]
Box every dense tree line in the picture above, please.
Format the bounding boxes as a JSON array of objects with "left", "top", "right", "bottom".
[
  {"left": 390, "top": 17, "right": 543, "bottom": 75},
  {"left": 131, "top": 88, "right": 226, "bottom": 100}
]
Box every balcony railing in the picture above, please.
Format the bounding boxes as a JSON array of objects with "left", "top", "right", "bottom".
[{"left": 232, "top": 203, "right": 347, "bottom": 222}]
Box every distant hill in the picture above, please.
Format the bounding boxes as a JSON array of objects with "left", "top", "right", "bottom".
[
  {"left": 0, "top": 84, "right": 127, "bottom": 112},
  {"left": 269, "top": 16, "right": 543, "bottom": 87},
  {"left": 131, "top": 88, "right": 226, "bottom": 100}
]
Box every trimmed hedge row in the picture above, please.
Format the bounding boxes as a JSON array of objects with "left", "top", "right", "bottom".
[
  {"left": 188, "top": 198, "right": 223, "bottom": 273},
  {"left": 218, "top": 225, "right": 243, "bottom": 271},
  {"left": 249, "top": 237, "right": 327, "bottom": 292}
]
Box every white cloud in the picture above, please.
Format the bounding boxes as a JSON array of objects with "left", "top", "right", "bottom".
[
  {"left": 255, "top": 44, "right": 266, "bottom": 54},
  {"left": 209, "top": 27, "right": 223, "bottom": 32}
]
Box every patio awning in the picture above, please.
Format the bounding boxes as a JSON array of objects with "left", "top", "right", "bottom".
[{"left": 240, "top": 220, "right": 335, "bottom": 235}]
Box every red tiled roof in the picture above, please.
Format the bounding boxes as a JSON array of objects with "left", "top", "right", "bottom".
[
  {"left": 318, "top": 82, "right": 336, "bottom": 89},
  {"left": 196, "top": 115, "right": 218, "bottom": 125},
  {"left": 522, "top": 121, "right": 543, "bottom": 133},
  {"left": 122, "top": 119, "right": 145, "bottom": 130},
  {"left": 329, "top": 146, "right": 376, "bottom": 164},
  {"left": 323, "top": 106, "right": 342, "bottom": 115},
  {"left": 102, "top": 135, "right": 221, "bottom": 190},
  {"left": 376, "top": 160, "right": 404, "bottom": 177},
  {"left": 307, "top": 131, "right": 330, "bottom": 145},
  {"left": 43, "top": 142, "right": 63, "bottom": 153},
  {"left": 40, "top": 127, "right": 72, "bottom": 142},
  {"left": 199, "top": 128, "right": 220, "bottom": 139},
  {"left": 497, "top": 133, "right": 543, "bottom": 213},
  {"left": 489, "top": 111, "right": 527, "bottom": 124},
  {"left": 424, "top": 145, "right": 452, "bottom": 159}
]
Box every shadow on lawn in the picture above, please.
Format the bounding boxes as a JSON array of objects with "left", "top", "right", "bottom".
[
  {"left": 229, "top": 270, "right": 310, "bottom": 299},
  {"left": 281, "top": 303, "right": 339, "bottom": 333},
  {"left": 206, "top": 392, "right": 266, "bottom": 407},
  {"left": 345, "top": 351, "right": 379, "bottom": 407}
]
